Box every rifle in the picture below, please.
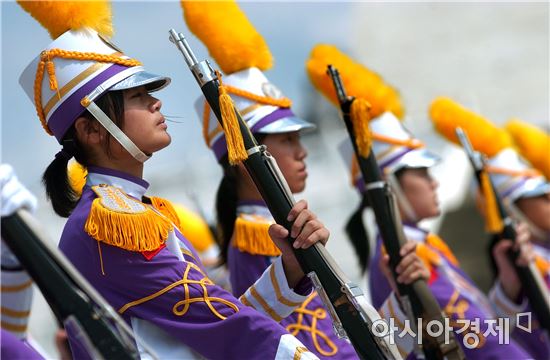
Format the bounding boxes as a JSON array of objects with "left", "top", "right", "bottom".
[
  {"left": 456, "top": 127, "right": 550, "bottom": 335},
  {"left": 168, "top": 29, "right": 401, "bottom": 360},
  {"left": 327, "top": 65, "right": 465, "bottom": 360},
  {"left": 1, "top": 210, "right": 157, "bottom": 360}
]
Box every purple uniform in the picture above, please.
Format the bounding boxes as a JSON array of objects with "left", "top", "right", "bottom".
[
  {"left": 370, "top": 223, "right": 547, "bottom": 359},
  {"left": 59, "top": 167, "right": 318, "bottom": 360},
  {"left": 228, "top": 201, "right": 359, "bottom": 359},
  {"left": 0, "top": 329, "right": 44, "bottom": 360}
]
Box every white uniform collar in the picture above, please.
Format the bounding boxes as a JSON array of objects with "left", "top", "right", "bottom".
[
  {"left": 86, "top": 166, "right": 149, "bottom": 200},
  {"left": 236, "top": 200, "right": 272, "bottom": 220}
]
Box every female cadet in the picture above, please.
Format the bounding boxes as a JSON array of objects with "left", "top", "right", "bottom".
[
  {"left": 182, "top": 3, "right": 358, "bottom": 358},
  {"left": 430, "top": 97, "right": 550, "bottom": 359},
  {"left": 307, "top": 45, "right": 535, "bottom": 358},
  {"left": 505, "top": 120, "right": 550, "bottom": 289},
  {"left": 18, "top": 2, "right": 326, "bottom": 359}
]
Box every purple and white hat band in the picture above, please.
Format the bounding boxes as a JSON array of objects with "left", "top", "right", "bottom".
[
  {"left": 488, "top": 148, "right": 550, "bottom": 202},
  {"left": 378, "top": 147, "right": 417, "bottom": 170},
  {"left": 48, "top": 63, "right": 132, "bottom": 142},
  {"left": 210, "top": 107, "right": 307, "bottom": 161}
]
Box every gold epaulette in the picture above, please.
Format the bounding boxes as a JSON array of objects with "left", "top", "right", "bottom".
[
  {"left": 84, "top": 185, "right": 173, "bottom": 251},
  {"left": 232, "top": 214, "right": 281, "bottom": 256},
  {"left": 426, "top": 233, "right": 460, "bottom": 266},
  {"left": 381, "top": 242, "right": 442, "bottom": 273},
  {"left": 535, "top": 255, "right": 550, "bottom": 277},
  {"left": 149, "top": 196, "right": 183, "bottom": 231}
]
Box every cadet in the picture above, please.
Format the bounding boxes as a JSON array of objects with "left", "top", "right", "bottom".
[{"left": 18, "top": 1, "right": 326, "bottom": 358}]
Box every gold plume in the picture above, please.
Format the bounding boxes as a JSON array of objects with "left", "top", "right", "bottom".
[
  {"left": 506, "top": 119, "right": 550, "bottom": 179},
  {"left": 429, "top": 97, "right": 512, "bottom": 157},
  {"left": 306, "top": 44, "right": 404, "bottom": 119},
  {"left": 17, "top": 1, "right": 113, "bottom": 39},
  {"left": 181, "top": 0, "right": 272, "bottom": 74}
]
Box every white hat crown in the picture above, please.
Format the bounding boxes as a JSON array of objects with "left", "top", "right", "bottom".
[{"left": 487, "top": 148, "right": 550, "bottom": 202}]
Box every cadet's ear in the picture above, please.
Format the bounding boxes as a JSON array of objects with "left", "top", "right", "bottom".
[{"left": 74, "top": 117, "right": 102, "bottom": 145}]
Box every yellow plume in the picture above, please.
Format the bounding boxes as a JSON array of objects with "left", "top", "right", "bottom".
[
  {"left": 173, "top": 204, "right": 216, "bottom": 253},
  {"left": 67, "top": 161, "right": 88, "bottom": 197},
  {"left": 181, "top": 0, "right": 272, "bottom": 74},
  {"left": 17, "top": 1, "right": 113, "bottom": 39},
  {"left": 306, "top": 44, "right": 404, "bottom": 119},
  {"left": 506, "top": 119, "right": 550, "bottom": 180},
  {"left": 429, "top": 97, "right": 512, "bottom": 157}
]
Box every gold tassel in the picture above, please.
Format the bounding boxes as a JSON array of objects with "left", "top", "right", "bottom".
[
  {"left": 426, "top": 233, "right": 459, "bottom": 266},
  {"left": 233, "top": 216, "right": 281, "bottom": 256},
  {"left": 480, "top": 171, "right": 503, "bottom": 233},
  {"left": 85, "top": 199, "right": 173, "bottom": 252},
  {"left": 217, "top": 71, "right": 248, "bottom": 165},
  {"left": 350, "top": 98, "right": 373, "bottom": 158}
]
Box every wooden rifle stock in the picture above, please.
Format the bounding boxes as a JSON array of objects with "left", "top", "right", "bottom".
[
  {"left": 456, "top": 128, "right": 550, "bottom": 335},
  {"left": 169, "top": 29, "right": 401, "bottom": 360},
  {"left": 328, "top": 65, "right": 465, "bottom": 360}
]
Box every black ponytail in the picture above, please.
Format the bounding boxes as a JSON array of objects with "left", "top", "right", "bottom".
[
  {"left": 214, "top": 134, "right": 267, "bottom": 264},
  {"left": 215, "top": 160, "right": 238, "bottom": 265},
  {"left": 42, "top": 91, "right": 125, "bottom": 218},
  {"left": 345, "top": 194, "right": 371, "bottom": 273}
]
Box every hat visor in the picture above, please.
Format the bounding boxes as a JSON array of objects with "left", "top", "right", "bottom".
[
  {"left": 516, "top": 179, "right": 550, "bottom": 200},
  {"left": 256, "top": 115, "right": 316, "bottom": 134},
  {"left": 109, "top": 71, "right": 171, "bottom": 92},
  {"left": 395, "top": 148, "right": 441, "bottom": 170}
]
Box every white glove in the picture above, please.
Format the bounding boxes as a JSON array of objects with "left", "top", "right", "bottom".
[
  {"left": 0, "top": 164, "right": 37, "bottom": 217},
  {"left": 1, "top": 164, "right": 38, "bottom": 268}
]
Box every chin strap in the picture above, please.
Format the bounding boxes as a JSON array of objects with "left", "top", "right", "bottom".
[
  {"left": 81, "top": 97, "right": 151, "bottom": 163},
  {"left": 387, "top": 171, "right": 418, "bottom": 223}
]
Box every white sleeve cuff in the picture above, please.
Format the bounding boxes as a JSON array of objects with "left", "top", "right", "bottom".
[
  {"left": 239, "top": 256, "right": 309, "bottom": 321},
  {"left": 378, "top": 291, "right": 415, "bottom": 357},
  {"left": 489, "top": 280, "right": 528, "bottom": 324}
]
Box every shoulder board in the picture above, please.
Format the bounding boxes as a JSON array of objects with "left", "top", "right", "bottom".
[
  {"left": 84, "top": 185, "right": 173, "bottom": 251},
  {"left": 232, "top": 214, "right": 281, "bottom": 256}
]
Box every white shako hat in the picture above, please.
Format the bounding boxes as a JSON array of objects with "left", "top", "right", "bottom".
[
  {"left": 487, "top": 148, "right": 550, "bottom": 203},
  {"left": 18, "top": 0, "right": 169, "bottom": 162},
  {"left": 339, "top": 112, "right": 440, "bottom": 222},
  {"left": 196, "top": 67, "right": 315, "bottom": 162}
]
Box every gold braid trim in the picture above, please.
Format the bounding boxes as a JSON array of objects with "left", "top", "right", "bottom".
[
  {"left": 232, "top": 215, "right": 281, "bottom": 256},
  {"left": 34, "top": 48, "right": 141, "bottom": 135},
  {"left": 118, "top": 262, "right": 239, "bottom": 320},
  {"left": 84, "top": 185, "right": 172, "bottom": 252},
  {"left": 286, "top": 292, "right": 338, "bottom": 356},
  {"left": 224, "top": 84, "right": 292, "bottom": 108},
  {"left": 372, "top": 133, "right": 424, "bottom": 149}
]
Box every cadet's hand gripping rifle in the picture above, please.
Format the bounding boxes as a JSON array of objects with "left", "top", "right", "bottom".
[
  {"left": 328, "top": 65, "right": 465, "bottom": 360},
  {"left": 456, "top": 127, "right": 550, "bottom": 335},
  {"left": 1, "top": 210, "right": 158, "bottom": 360},
  {"left": 169, "top": 29, "right": 401, "bottom": 360}
]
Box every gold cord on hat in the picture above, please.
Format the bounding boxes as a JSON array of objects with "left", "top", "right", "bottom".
[{"left": 34, "top": 49, "right": 141, "bottom": 135}]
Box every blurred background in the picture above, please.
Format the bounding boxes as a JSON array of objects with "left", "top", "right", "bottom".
[{"left": 1, "top": 1, "right": 548, "bottom": 357}]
